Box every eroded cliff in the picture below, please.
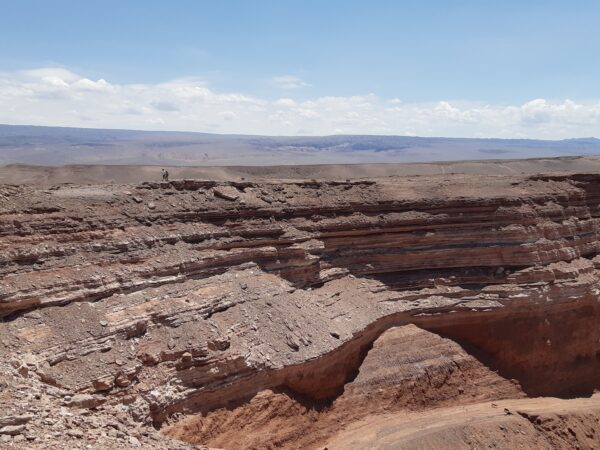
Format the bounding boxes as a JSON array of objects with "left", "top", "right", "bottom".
[{"left": 2, "top": 172, "right": 600, "bottom": 449}]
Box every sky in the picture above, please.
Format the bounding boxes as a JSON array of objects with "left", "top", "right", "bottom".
[{"left": 0, "top": 0, "right": 599, "bottom": 138}]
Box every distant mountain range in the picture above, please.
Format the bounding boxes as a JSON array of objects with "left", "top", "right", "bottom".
[{"left": 1, "top": 124, "right": 599, "bottom": 166}]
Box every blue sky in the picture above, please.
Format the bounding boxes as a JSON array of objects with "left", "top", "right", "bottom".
[{"left": 1, "top": 0, "right": 599, "bottom": 137}]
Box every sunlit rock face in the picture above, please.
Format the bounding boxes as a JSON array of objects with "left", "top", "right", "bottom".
[{"left": 3, "top": 172, "right": 600, "bottom": 449}]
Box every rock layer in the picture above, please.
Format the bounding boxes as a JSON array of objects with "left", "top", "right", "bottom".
[
  {"left": 164, "top": 325, "right": 524, "bottom": 449},
  {"left": 2, "top": 172, "right": 600, "bottom": 448}
]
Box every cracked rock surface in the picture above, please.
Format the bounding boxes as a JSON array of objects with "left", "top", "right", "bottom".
[{"left": 2, "top": 172, "right": 600, "bottom": 448}]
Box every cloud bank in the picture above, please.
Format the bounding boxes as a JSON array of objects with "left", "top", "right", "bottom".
[
  {"left": 0, "top": 67, "right": 599, "bottom": 139},
  {"left": 270, "top": 75, "right": 311, "bottom": 90}
]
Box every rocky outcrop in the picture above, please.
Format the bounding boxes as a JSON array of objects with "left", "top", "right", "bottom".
[
  {"left": 164, "top": 325, "right": 525, "bottom": 449},
  {"left": 2, "top": 172, "right": 600, "bottom": 448}
]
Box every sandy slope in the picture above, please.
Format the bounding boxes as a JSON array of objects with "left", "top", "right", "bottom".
[{"left": 326, "top": 395, "right": 600, "bottom": 450}]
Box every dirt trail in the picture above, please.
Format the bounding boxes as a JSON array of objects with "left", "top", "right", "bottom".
[{"left": 326, "top": 395, "right": 600, "bottom": 449}]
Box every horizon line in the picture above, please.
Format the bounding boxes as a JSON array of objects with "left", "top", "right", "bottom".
[{"left": 1, "top": 122, "right": 598, "bottom": 143}]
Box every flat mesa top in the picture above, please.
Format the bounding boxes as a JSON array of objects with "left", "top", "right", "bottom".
[{"left": 1, "top": 155, "right": 600, "bottom": 186}]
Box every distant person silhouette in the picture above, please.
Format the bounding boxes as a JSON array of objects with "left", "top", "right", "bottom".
[{"left": 161, "top": 168, "right": 169, "bottom": 181}]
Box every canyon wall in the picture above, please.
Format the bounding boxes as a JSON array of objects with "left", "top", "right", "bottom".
[{"left": 2, "top": 172, "right": 600, "bottom": 448}]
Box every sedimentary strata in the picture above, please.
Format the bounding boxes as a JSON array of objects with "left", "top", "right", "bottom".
[{"left": 2, "top": 172, "right": 600, "bottom": 448}]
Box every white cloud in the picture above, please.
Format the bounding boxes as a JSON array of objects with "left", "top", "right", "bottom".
[
  {"left": 274, "top": 98, "right": 297, "bottom": 107},
  {"left": 270, "top": 75, "right": 310, "bottom": 90},
  {"left": 22, "top": 68, "right": 81, "bottom": 83},
  {"left": 72, "top": 78, "right": 114, "bottom": 92},
  {"left": 219, "top": 111, "right": 237, "bottom": 121},
  {"left": 0, "top": 67, "right": 599, "bottom": 138},
  {"left": 151, "top": 100, "right": 180, "bottom": 112}
]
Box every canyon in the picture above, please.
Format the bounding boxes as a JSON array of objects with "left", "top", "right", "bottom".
[{"left": 2, "top": 166, "right": 600, "bottom": 449}]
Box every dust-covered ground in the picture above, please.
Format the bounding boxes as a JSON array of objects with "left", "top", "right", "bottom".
[{"left": 2, "top": 155, "right": 600, "bottom": 185}]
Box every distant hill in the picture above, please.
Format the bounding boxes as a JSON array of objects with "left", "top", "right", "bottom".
[{"left": 1, "top": 124, "right": 600, "bottom": 166}]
